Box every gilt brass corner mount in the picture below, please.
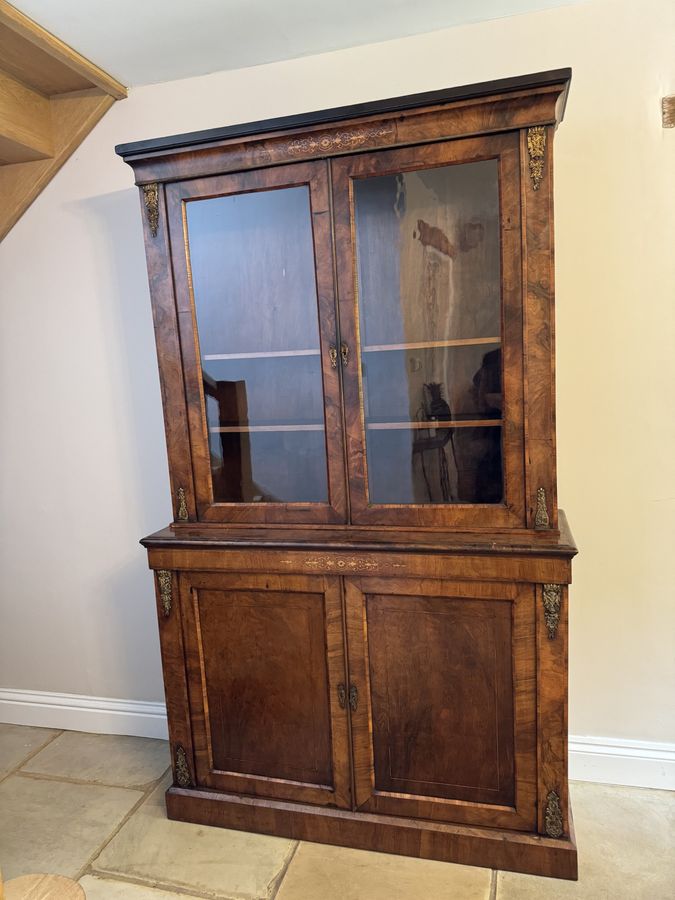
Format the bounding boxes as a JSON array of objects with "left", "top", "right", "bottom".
[
  {"left": 141, "top": 183, "right": 159, "bottom": 237},
  {"left": 542, "top": 584, "right": 562, "bottom": 639},
  {"left": 544, "top": 790, "right": 564, "bottom": 838},
  {"left": 157, "top": 570, "right": 172, "bottom": 617},
  {"left": 527, "top": 126, "right": 547, "bottom": 191},
  {"left": 534, "top": 487, "right": 550, "bottom": 529},
  {"left": 176, "top": 487, "right": 189, "bottom": 521},
  {"left": 174, "top": 744, "right": 192, "bottom": 788}
]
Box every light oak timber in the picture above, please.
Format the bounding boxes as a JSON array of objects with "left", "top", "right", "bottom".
[
  {"left": 0, "top": 0, "right": 126, "bottom": 239},
  {"left": 0, "top": 70, "right": 53, "bottom": 163},
  {"left": 0, "top": 18, "right": 91, "bottom": 94},
  {"left": 0, "top": 90, "right": 114, "bottom": 240},
  {"left": 0, "top": 0, "right": 126, "bottom": 99}
]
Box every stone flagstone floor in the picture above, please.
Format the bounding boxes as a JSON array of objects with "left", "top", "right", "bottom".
[{"left": 1, "top": 724, "right": 673, "bottom": 899}]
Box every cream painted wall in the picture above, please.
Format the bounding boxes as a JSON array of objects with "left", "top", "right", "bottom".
[{"left": 0, "top": 0, "right": 673, "bottom": 744}]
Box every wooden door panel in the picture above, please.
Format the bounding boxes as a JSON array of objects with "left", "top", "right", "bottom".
[
  {"left": 181, "top": 572, "right": 350, "bottom": 808},
  {"left": 368, "top": 593, "right": 514, "bottom": 805},
  {"left": 345, "top": 578, "right": 536, "bottom": 830},
  {"left": 198, "top": 589, "right": 332, "bottom": 785}
]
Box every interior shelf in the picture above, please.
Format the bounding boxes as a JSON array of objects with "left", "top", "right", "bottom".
[
  {"left": 203, "top": 349, "right": 320, "bottom": 361},
  {"left": 209, "top": 424, "right": 325, "bottom": 433},
  {"left": 362, "top": 337, "right": 501, "bottom": 353},
  {"left": 366, "top": 419, "right": 503, "bottom": 430},
  {"left": 204, "top": 338, "right": 502, "bottom": 360}
]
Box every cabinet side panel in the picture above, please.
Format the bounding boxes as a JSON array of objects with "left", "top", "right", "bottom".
[
  {"left": 141, "top": 184, "right": 196, "bottom": 521},
  {"left": 537, "top": 583, "right": 569, "bottom": 836},
  {"left": 152, "top": 570, "right": 195, "bottom": 785},
  {"left": 499, "top": 146, "right": 526, "bottom": 525},
  {"left": 520, "top": 127, "right": 557, "bottom": 529}
]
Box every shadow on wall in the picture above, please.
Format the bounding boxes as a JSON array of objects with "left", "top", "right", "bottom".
[
  {"left": 69, "top": 184, "right": 170, "bottom": 527},
  {"left": 61, "top": 185, "right": 170, "bottom": 700}
]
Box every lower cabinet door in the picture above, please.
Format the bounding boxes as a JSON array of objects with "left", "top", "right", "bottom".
[
  {"left": 345, "top": 577, "right": 537, "bottom": 830},
  {"left": 180, "top": 571, "right": 351, "bottom": 808}
]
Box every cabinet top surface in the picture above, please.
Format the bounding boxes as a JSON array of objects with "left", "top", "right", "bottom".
[
  {"left": 115, "top": 68, "right": 571, "bottom": 160},
  {"left": 141, "top": 511, "right": 577, "bottom": 558}
]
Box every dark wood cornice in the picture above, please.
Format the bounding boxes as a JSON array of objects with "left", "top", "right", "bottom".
[
  {"left": 116, "top": 69, "right": 571, "bottom": 185},
  {"left": 116, "top": 68, "right": 571, "bottom": 161}
]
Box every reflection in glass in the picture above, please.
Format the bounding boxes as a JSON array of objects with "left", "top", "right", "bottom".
[
  {"left": 186, "top": 186, "right": 329, "bottom": 503},
  {"left": 354, "top": 160, "right": 504, "bottom": 504}
]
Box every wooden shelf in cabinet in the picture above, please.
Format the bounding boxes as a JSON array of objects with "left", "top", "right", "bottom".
[
  {"left": 362, "top": 337, "right": 501, "bottom": 353},
  {"left": 209, "top": 424, "right": 325, "bottom": 433},
  {"left": 202, "top": 349, "right": 320, "bottom": 361},
  {"left": 366, "top": 419, "right": 502, "bottom": 430}
]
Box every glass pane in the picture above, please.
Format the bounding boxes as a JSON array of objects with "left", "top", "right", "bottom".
[
  {"left": 186, "top": 186, "right": 329, "bottom": 503},
  {"left": 354, "top": 159, "right": 503, "bottom": 504}
]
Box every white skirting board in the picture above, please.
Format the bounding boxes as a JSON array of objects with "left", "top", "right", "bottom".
[
  {"left": 1, "top": 688, "right": 673, "bottom": 791},
  {"left": 568, "top": 735, "right": 675, "bottom": 791},
  {"left": 0, "top": 688, "right": 169, "bottom": 741}
]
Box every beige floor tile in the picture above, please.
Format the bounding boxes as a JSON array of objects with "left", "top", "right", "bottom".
[
  {"left": 92, "top": 775, "right": 297, "bottom": 899},
  {"left": 22, "top": 731, "right": 170, "bottom": 788},
  {"left": 79, "top": 875, "right": 202, "bottom": 900},
  {"left": 276, "top": 841, "right": 492, "bottom": 900},
  {"left": 0, "top": 774, "right": 143, "bottom": 880},
  {"left": 497, "top": 781, "right": 675, "bottom": 900},
  {"left": 0, "top": 723, "right": 60, "bottom": 777}
]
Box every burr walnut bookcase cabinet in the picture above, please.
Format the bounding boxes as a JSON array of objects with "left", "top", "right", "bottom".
[{"left": 116, "top": 69, "right": 577, "bottom": 880}]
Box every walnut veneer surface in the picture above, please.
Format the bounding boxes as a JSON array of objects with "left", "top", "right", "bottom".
[{"left": 118, "top": 68, "right": 577, "bottom": 879}]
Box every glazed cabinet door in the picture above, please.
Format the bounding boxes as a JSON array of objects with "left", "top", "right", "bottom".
[
  {"left": 179, "top": 571, "right": 351, "bottom": 808},
  {"left": 345, "top": 577, "right": 536, "bottom": 830},
  {"left": 332, "top": 134, "right": 525, "bottom": 528},
  {"left": 165, "top": 161, "right": 347, "bottom": 524}
]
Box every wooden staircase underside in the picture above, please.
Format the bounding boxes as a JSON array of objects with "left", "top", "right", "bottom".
[{"left": 0, "top": 0, "right": 126, "bottom": 240}]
